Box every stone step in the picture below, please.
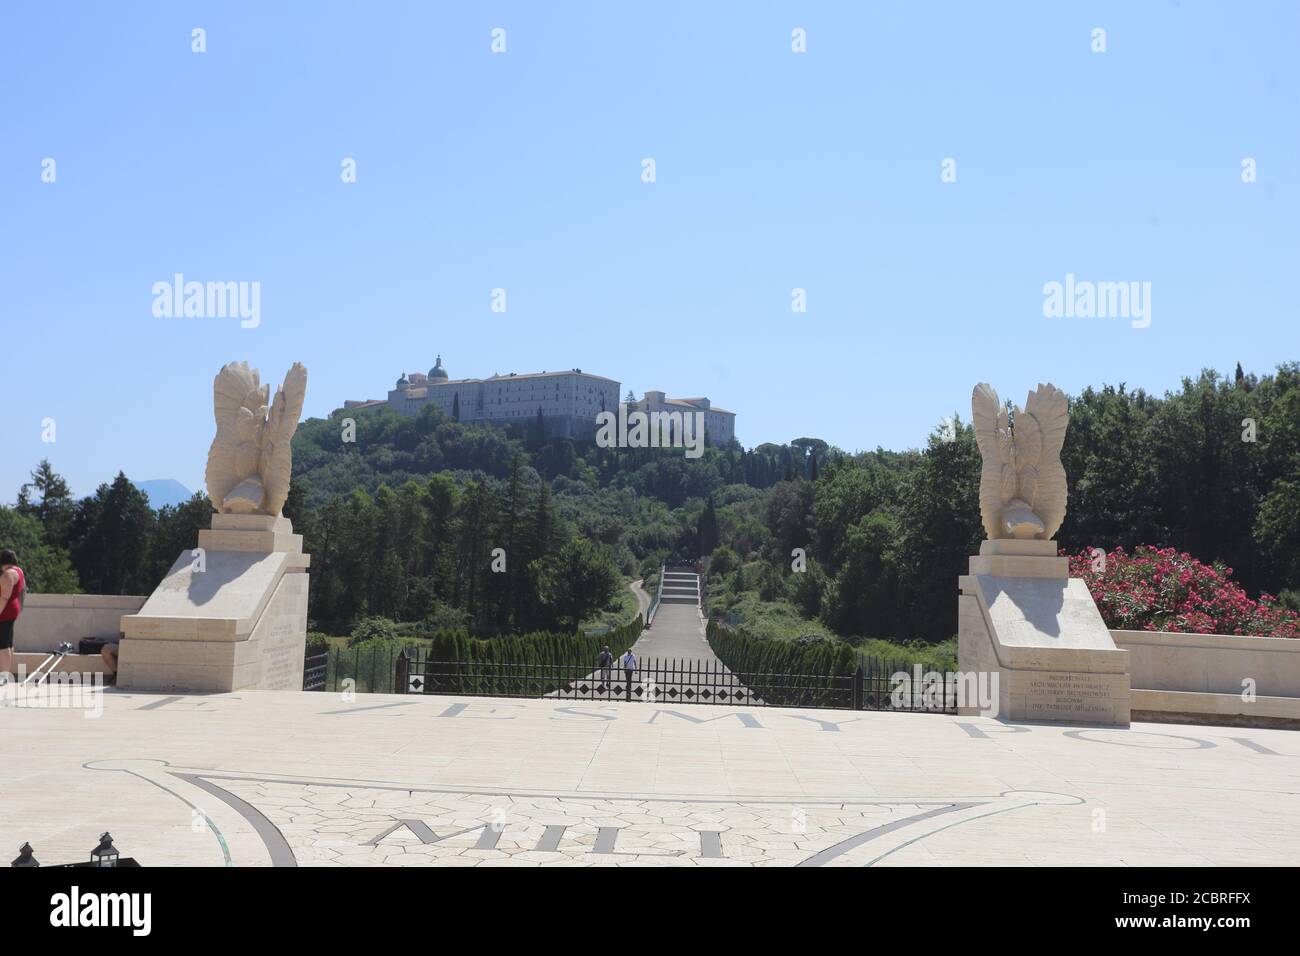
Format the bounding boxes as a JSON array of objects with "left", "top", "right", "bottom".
[{"left": 12, "top": 652, "right": 110, "bottom": 677}]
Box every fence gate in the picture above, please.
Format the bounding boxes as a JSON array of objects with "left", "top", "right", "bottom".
[{"left": 302, "top": 651, "right": 329, "bottom": 692}]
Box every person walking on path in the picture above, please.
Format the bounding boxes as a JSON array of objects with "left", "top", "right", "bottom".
[
  {"left": 0, "top": 549, "right": 26, "bottom": 682},
  {"left": 597, "top": 645, "right": 613, "bottom": 683},
  {"left": 621, "top": 648, "right": 637, "bottom": 701}
]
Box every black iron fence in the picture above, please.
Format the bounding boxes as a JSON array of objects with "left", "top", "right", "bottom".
[
  {"left": 395, "top": 647, "right": 958, "bottom": 713},
  {"left": 860, "top": 657, "right": 959, "bottom": 713},
  {"left": 302, "top": 643, "right": 406, "bottom": 694},
  {"left": 398, "top": 650, "right": 773, "bottom": 705}
]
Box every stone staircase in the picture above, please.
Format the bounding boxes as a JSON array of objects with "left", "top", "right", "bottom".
[{"left": 659, "top": 568, "right": 700, "bottom": 606}]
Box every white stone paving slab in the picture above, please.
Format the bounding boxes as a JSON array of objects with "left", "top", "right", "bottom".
[{"left": 1, "top": 687, "right": 1298, "bottom": 867}]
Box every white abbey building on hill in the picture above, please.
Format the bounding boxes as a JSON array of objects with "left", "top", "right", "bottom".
[
  {"left": 345, "top": 356, "right": 737, "bottom": 445},
  {"left": 621, "top": 390, "right": 736, "bottom": 446}
]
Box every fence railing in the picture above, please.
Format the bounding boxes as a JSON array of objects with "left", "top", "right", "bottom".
[
  {"left": 302, "top": 643, "right": 407, "bottom": 694},
  {"left": 646, "top": 565, "right": 664, "bottom": 625},
  {"left": 397, "top": 651, "right": 777, "bottom": 706},
  {"left": 394, "top": 647, "right": 958, "bottom": 713},
  {"left": 725, "top": 657, "right": 958, "bottom": 713}
]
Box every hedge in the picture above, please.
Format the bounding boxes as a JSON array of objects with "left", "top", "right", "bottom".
[
  {"left": 706, "top": 619, "right": 856, "bottom": 676},
  {"left": 403, "top": 616, "right": 646, "bottom": 698},
  {"left": 424, "top": 614, "right": 643, "bottom": 665},
  {"left": 706, "top": 620, "right": 857, "bottom": 709}
]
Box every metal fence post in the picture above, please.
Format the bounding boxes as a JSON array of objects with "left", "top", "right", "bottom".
[
  {"left": 396, "top": 648, "right": 408, "bottom": 695},
  {"left": 852, "top": 665, "right": 864, "bottom": 710}
]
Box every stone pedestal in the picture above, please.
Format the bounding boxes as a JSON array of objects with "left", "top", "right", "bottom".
[
  {"left": 958, "top": 539, "right": 1130, "bottom": 725},
  {"left": 117, "top": 514, "right": 311, "bottom": 693}
]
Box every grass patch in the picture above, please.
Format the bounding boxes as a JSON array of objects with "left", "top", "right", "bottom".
[
  {"left": 580, "top": 582, "right": 640, "bottom": 631},
  {"left": 854, "top": 637, "right": 957, "bottom": 671},
  {"left": 712, "top": 593, "right": 958, "bottom": 671},
  {"left": 716, "top": 593, "right": 837, "bottom": 641}
]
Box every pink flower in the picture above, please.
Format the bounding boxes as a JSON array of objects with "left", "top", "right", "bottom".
[{"left": 1072, "top": 545, "right": 1298, "bottom": 639}]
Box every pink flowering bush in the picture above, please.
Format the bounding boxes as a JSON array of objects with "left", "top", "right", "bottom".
[{"left": 1067, "top": 546, "right": 1300, "bottom": 638}]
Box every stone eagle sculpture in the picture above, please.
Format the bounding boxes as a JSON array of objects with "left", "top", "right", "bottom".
[
  {"left": 970, "top": 382, "right": 1069, "bottom": 540},
  {"left": 205, "top": 361, "right": 308, "bottom": 516}
]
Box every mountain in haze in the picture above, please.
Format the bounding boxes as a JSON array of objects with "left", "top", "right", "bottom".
[{"left": 133, "top": 478, "right": 194, "bottom": 510}]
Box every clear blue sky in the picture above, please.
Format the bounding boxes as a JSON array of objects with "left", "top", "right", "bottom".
[{"left": 1, "top": 1, "right": 1297, "bottom": 502}]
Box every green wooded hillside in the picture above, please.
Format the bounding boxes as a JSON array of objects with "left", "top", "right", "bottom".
[{"left": 5, "top": 363, "right": 1297, "bottom": 648}]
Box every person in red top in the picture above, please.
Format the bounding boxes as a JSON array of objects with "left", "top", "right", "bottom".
[{"left": 0, "top": 549, "right": 25, "bottom": 680}]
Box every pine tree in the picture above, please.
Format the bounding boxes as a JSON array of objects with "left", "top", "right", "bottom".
[
  {"left": 17, "top": 459, "right": 75, "bottom": 549},
  {"left": 496, "top": 456, "right": 526, "bottom": 625},
  {"left": 421, "top": 474, "right": 458, "bottom": 600},
  {"left": 69, "top": 473, "right": 155, "bottom": 595},
  {"left": 147, "top": 492, "right": 214, "bottom": 585},
  {"left": 454, "top": 482, "right": 495, "bottom": 619},
  {"left": 533, "top": 406, "right": 546, "bottom": 447},
  {"left": 532, "top": 481, "right": 554, "bottom": 558},
  {"left": 698, "top": 496, "right": 720, "bottom": 556},
  {"left": 372, "top": 485, "right": 407, "bottom": 618}
]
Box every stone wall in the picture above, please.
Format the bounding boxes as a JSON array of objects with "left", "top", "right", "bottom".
[
  {"left": 1115, "top": 629, "right": 1300, "bottom": 696},
  {"left": 13, "top": 594, "right": 147, "bottom": 654},
  {"left": 1115, "top": 629, "right": 1300, "bottom": 726}
]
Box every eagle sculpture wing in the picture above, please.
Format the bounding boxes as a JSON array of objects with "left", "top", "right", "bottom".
[
  {"left": 205, "top": 362, "right": 266, "bottom": 512},
  {"left": 1020, "top": 383, "right": 1069, "bottom": 539},
  {"left": 971, "top": 383, "right": 1012, "bottom": 539},
  {"left": 259, "top": 362, "right": 308, "bottom": 517}
]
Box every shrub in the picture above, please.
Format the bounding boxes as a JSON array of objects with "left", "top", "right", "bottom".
[
  {"left": 706, "top": 619, "right": 856, "bottom": 676},
  {"left": 639, "top": 553, "right": 666, "bottom": 589},
  {"left": 417, "top": 602, "right": 470, "bottom": 633},
  {"left": 1068, "top": 546, "right": 1300, "bottom": 638},
  {"left": 756, "top": 563, "right": 787, "bottom": 602},
  {"left": 424, "top": 614, "right": 644, "bottom": 666},
  {"left": 348, "top": 615, "right": 400, "bottom": 647},
  {"left": 789, "top": 558, "right": 827, "bottom": 618},
  {"left": 705, "top": 619, "right": 856, "bottom": 707},
  {"left": 707, "top": 545, "right": 739, "bottom": 577}
]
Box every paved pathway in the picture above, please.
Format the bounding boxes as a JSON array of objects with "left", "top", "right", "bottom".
[
  {"left": 629, "top": 579, "right": 650, "bottom": 620},
  {"left": 563, "top": 581, "right": 746, "bottom": 704},
  {"left": 633, "top": 602, "right": 717, "bottom": 662},
  {"left": 4, "top": 686, "right": 1299, "bottom": 867}
]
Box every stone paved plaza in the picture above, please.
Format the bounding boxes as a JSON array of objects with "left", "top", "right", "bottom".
[{"left": 3, "top": 686, "right": 1299, "bottom": 867}]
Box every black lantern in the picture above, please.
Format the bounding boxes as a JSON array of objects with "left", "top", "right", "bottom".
[
  {"left": 11, "top": 843, "right": 39, "bottom": 867},
  {"left": 90, "top": 832, "right": 119, "bottom": 868}
]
